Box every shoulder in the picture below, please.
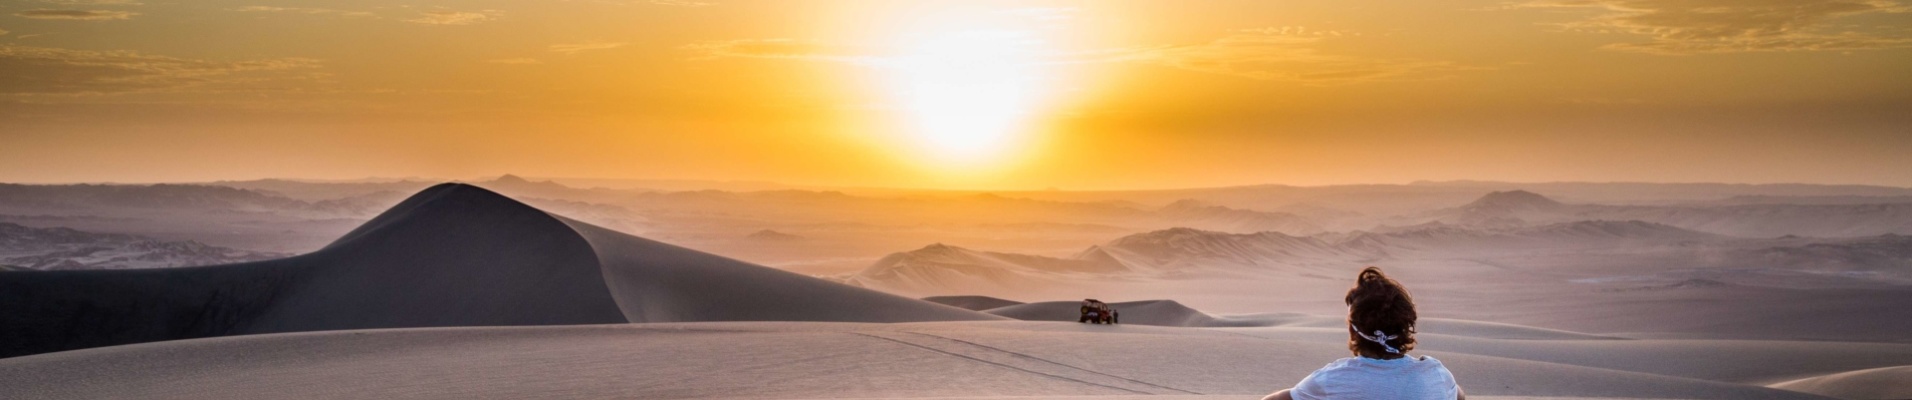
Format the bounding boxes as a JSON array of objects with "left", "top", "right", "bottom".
[
  {"left": 1312, "top": 357, "right": 1361, "bottom": 373},
  {"left": 1297, "top": 358, "right": 1362, "bottom": 386},
  {"left": 1412, "top": 355, "right": 1454, "bottom": 372}
]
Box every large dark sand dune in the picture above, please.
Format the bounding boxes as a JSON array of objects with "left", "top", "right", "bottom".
[{"left": 0, "top": 184, "right": 993, "bottom": 358}]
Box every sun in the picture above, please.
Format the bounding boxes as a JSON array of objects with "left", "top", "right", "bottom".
[{"left": 886, "top": 29, "right": 1049, "bottom": 167}]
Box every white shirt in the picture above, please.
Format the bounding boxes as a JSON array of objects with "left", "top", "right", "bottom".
[{"left": 1289, "top": 355, "right": 1459, "bottom": 400}]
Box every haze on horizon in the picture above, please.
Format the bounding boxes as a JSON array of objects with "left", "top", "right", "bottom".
[{"left": 3, "top": 0, "right": 1910, "bottom": 190}]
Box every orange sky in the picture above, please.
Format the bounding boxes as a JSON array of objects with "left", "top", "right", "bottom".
[{"left": 2, "top": 0, "right": 1910, "bottom": 189}]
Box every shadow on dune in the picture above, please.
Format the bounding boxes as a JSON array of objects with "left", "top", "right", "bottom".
[
  {"left": 922, "top": 295, "right": 1026, "bottom": 311},
  {"left": 0, "top": 183, "right": 995, "bottom": 358}
]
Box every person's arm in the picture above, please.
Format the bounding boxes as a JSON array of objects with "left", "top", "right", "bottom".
[
  {"left": 1261, "top": 389, "right": 1293, "bottom": 400},
  {"left": 1456, "top": 385, "right": 1466, "bottom": 400}
]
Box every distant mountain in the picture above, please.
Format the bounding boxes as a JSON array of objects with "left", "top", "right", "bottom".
[
  {"left": 1358, "top": 220, "right": 1722, "bottom": 255},
  {"left": 1707, "top": 195, "right": 1912, "bottom": 206},
  {"left": 745, "top": 230, "right": 804, "bottom": 241},
  {"left": 853, "top": 220, "right": 1725, "bottom": 290},
  {"left": 1591, "top": 203, "right": 1912, "bottom": 238},
  {"left": 210, "top": 179, "right": 437, "bottom": 202},
  {"left": 1410, "top": 190, "right": 1912, "bottom": 238},
  {"left": 0, "top": 183, "right": 332, "bottom": 216},
  {"left": 472, "top": 175, "right": 636, "bottom": 205},
  {"left": 848, "top": 243, "right": 1126, "bottom": 291},
  {"left": 1447, "top": 190, "right": 1564, "bottom": 227},
  {"left": 1085, "top": 227, "right": 1370, "bottom": 272},
  {"left": 1156, "top": 199, "right": 1324, "bottom": 235},
  {"left": 1734, "top": 234, "right": 1912, "bottom": 270},
  {"left": 0, "top": 223, "right": 287, "bottom": 270}
]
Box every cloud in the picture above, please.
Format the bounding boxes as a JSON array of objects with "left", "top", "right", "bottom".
[
  {"left": 405, "top": 11, "right": 496, "bottom": 26},
  {"left": 36, "top": 0, "right": 143, "bottom": 4},
  {"left": 647, "top": 0, "right": 713, "bottom": 6},
  {"left": 0, "top": 45, "right": 320, "bottom": 95},
  {"left": 1000, "top": 7, "right": 1077, "bottom": 21},
  {"left": 486, "top": 58, "right": 541, "bottom": 64},
  {"left": 0, "top": 28, "right": 9, "bottom": 36},
  {"left": 549, "top": 42, "right": 627, "bottom": 54},
  {"left": 1516, "top": 0, "right": 1912, "bottom": 54},
  {"left": 685, "top": 34, "right": 1467, "bottom": 85},
  {"left": 1133, "top": 34, "right": 1471, "bottom": 85},
  {"left": 13, "top": 9, "right": 137, "bottom": 20},
  {"left": 234, "top": 6, "right": 375, "bottom": 18},
  {"left": 681, "top": 39, "right": 880, "bottom": 63},
  {"left": 1236, "top": 26, "right": 1358, "bottom": 37}
]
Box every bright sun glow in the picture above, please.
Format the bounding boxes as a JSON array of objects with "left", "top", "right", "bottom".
[{"left": 887, "top": 30, "right": 1048, "bottom": 166}]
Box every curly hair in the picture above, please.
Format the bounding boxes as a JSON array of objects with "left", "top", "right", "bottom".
[{"left": 1345, "top": 266, "right": 1417, "bottom": 357}]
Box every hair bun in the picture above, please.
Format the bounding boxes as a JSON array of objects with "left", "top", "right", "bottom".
[{"left": 1358, "top": 266, "right": 1385, "bottom": 284}]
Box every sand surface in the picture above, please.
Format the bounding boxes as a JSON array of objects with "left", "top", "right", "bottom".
[{"left": 0, "top": 321, "right": 1872, "bottom": 400}]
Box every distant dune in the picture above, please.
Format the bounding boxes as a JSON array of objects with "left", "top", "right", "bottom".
[
  {"left": 0, "top": 184, "right": 994, "bottom": 358},
  {"left": 1415, "top": 190, "right": 1912, "bottom": 238},
  {"left": 0, "top": 222, "right": 288, "bottom": 270},
  {"left": 988, "top": 299, "right": 1220, "bottom": 327},
  {"left": 853, "top": 219, "right": 1730, "bottom": 288}
]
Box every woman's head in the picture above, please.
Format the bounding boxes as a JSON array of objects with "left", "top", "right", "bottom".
[{"left": 1345, "top": 266, "right": 1417, "bottom": 357}]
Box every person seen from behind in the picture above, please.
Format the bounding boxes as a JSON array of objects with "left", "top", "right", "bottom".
[{"left": 1263, "top": 266, "right": 1464, "bottom": 400}]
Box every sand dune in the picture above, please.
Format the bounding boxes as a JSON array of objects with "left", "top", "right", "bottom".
[
  {"left": 0, "top": 184, "right": 993, "bottom": 358},
  {"left": 0, "top": 321, "right": 1840, "bottom": 400},
  {"left": 4, "top": 183, "right": 1904, "bottom": 399},
  {"left": 561, "top": 216, "right": 993, "bottom": 323}
]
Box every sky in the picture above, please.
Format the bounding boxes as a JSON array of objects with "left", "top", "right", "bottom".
[{"left": 2, "top": 0, "right": 1909, "bottom": 189}]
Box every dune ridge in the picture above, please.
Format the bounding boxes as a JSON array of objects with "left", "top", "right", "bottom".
[{"left": 1769, "top": 366, "right": 1912, "bottom": 400}]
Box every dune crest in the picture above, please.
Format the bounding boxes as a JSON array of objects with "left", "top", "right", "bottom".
[{"left": 1769, "top": 366, "right": 1912, "bottom": 400}]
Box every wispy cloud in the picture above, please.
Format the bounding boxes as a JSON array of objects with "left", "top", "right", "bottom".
[
  {"left": 405, "top": 11, "right": 496, "bottom": 26},
  {"left": 486, "top": 58, "right": 542, "bottom": 64},
  {"left": 647, "top": 0, "right": 713, "bottom": 6},
  {"left": 1133, "top": 34, "right": 1470, "bottom": 85},
  {"left": 549, "top": 42, "right": 627, "bottom": 54},
  {"left": 0, "top": 45, "right": 320, "bottom": 95},
  {"left": 0, "top": 28, "right": 9, "bottom": 36},
  {"left": 35, "top": 0, "right": 142, "bottom": 5},
  {"left": 13, "top": 9, "right": 137, "bottom": 20},
  {"left": 1236, "top": 26, "right": 1358, "bottom": 37},
  {"left": 234, "top": 6, "right": 375, "bottom": 18},
  {"left": 1000, "top": 7, "right": 1077, "bottom": 21},
  {"left": 685, "top": 33, "right": 1469, "bottom": 85},
  {"left": 1514, "top": 0, "right": 1912, "bottom": 54}
]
